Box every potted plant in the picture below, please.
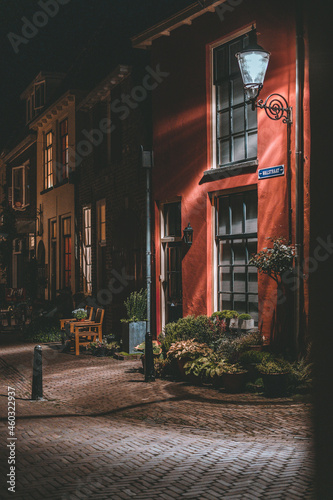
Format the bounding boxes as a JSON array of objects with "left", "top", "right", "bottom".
[
  {"left": 167, "top": 339, "right": 213, "bottom": 378},
  {"left": 238, "top": 350, "right": 270, "bottom": 382},
  {"left": 237, "top": 330, "right": 264, "bottom": 352},
  {"left": 238, "top": 313, "right": 254, "bottom": 331},
  {"left": 183, "top": 354, "right": 217, "bottom": 385},
  {"left": 134, "top": 340, "right": 162, "bottom": 369},
  {"left": 121, "top": 289, "right": 147, "bottom": 354},
  {"left": 212, "top": 310, "right": 239, "bottom": 330},
  {"left": 88, "top": 339, "right": 119, "bottom": 357},
  {"left": 72, "top": 308, "right": 87, "bottom": 321},
  {"left": 221, "top": 363, "right": 248, "bottom": 393},
  {"left": 257, "top": 357, "right": 291, "bottom": 397}
]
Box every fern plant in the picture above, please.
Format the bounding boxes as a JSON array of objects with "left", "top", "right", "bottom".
[{"left": 122, "top": 289, "right": 147, "bottom": 323}]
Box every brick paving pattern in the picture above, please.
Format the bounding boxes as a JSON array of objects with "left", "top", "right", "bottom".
[{"left": 0, "top": 335, "right": 315, "bottom": 499}]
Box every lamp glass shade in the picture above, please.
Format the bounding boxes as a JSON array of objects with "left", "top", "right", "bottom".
[
  {"left": 183, "top": 223, "right": 193, "bottom": 245},
  {"left": 235, "top": 49, "right": 270, "bottom": 100}
]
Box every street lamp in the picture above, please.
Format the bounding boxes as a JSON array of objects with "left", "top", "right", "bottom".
[
  {"left": 183, "top": 223, "right": 193, "bottom": 246},
  {"left": 236, "top": 26, "right": 292, "bottom": 124}
]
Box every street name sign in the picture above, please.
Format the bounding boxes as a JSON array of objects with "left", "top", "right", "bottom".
[{"left": 258, "top": 165, "right": 285, "bottom": 180}]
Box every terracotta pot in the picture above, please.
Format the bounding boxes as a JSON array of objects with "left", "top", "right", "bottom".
[{"left": 221, "top": 372, "right": 247, "bottom": 393}]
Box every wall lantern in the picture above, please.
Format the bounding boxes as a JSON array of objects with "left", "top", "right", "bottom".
[
  {"left": 236, "top": 26, "right": 292, "bottom": 124},
  {"left": 183, "top": 223, "right": 193, "bottom": 246}
]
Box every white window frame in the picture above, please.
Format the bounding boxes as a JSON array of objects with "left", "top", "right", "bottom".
[
  {"left": 82, "top": 206, "right": 92, "bottom": 295},
  {"left": 34, "top": 81, "right": 46, "bottom": 110},
  {"left": 12, "top": 163, "right": 30, "bottom": 210}
]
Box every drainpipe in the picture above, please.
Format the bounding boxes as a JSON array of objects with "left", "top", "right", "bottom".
[{"left": 294, "top": 0, "right": 305, "bottom": 358}]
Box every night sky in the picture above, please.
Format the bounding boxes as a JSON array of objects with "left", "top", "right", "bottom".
[{"left": 0, "top": 0, "right": 194, "bottom": 149}]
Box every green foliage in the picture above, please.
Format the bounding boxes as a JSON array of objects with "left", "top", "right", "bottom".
[
  {"left": 287, "top": 359, "right": 313, "bottom": 394},
  {"left": 122, "top": 289, "right": 147, "bottom": 323},
  {"left": 212, "top": 310, "right": 239, "bottom": 320},
  {"left": 257, "top": 357, "right": 292, "bottom": 374},
  {"left": 239, "top": 350, "right": 270, "bottom": 366},
  {"left": 221, "top": 362, "right": 247, "bottom": 374},
  {"left": 88, "top": 339, "right": 119, "bottom": 356},
  {"left": 23, "top": 317, "right": 62, "bottom": 343},
  {"left": 238, "top": 313, "right": 252, "bottom": 321},
  {"left": 134, "top": 341, "right": 162, "bottom": 356},
  {"left": 72, "top": 308, "right": 87, "bottom": 320},
  {"left": 159, "top": 314, "right": 226, "bottom": 354},
  {"left": 249, "top": 237, "right": 294, "bottom": 282},
  {"left": 167, "top": 339, "right": 213, "bottom": 361}
]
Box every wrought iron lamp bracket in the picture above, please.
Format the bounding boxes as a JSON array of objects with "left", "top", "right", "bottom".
[{"left": 256, "top": 93, "right": 292, "bottom": 125}]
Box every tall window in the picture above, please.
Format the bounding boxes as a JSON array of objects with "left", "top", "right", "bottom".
[
  {"left": 12, "top": 166, "right": 29, "bottom": 209},
  {"left": 60, "top": 119, "right": 69, "bottom": 181},
  {"left": 216, "top": 191, "right": 258, "bottom": 322},
  {"left": 161, "top": 202, "right": 183, "bottom": 325},
  {"left": 96, "top": 200, "right": 106, "bottom": 290},
  {"left": 62, "top": 217, "right": 71, "bottom": 289},
  {"left": 82, "top": 207, "right": 92, "bottom": 294},
  {"left": 44, "top": 131, "right": 53, "bottom": 189},
  {"left": 213, "top": 33, "right": 257, "bottom": 167}
]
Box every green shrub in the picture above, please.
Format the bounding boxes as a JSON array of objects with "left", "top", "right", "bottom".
[
  {"left": 239, "top": 350, "right": 270, "bottom": 366},
  {"left": 122, "top": 289, "right": 147, "bottom": 323},
  {"left": 287, "top": 359, "right": 313, "bottom": 394},
  {"left": 211, "top": 310, "right": 239, "bottom": 320},
  {"left": 238, "top": 313, "right": 252, "bottom": 321},
  {"left": 257, "top": 357, "right": 292, "bottom": 374},
  {"left": 23, "top": 317, "right": 62, "bottom": 343},
  {"left": 159, "top": 315, "right": 226, "bottom": 354}
]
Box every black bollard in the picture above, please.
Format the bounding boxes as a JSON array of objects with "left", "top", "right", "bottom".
[
  {"left": 144, "top": 331, "right": 155, "bottom": 382},
  {"left": 31, "top": 345, "right": 43, "bottom": 400}
]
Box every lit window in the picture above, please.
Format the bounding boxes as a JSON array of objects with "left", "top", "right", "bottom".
[
  {"left": 60, "top": 119, "right": 69, "bottom": 181},
  {"left": 96, "top": 200, "right": 106, "bottom": 290},
  {"left": 44, "top": 131, "right": 53, "bottom": 189},
  {"left": 12, "top": 166, "right": 29, "bottom": 209},
  {"left": 82, "top": 207, "right": 92, "bottom": 294},
  {"left": 62, "top": 217, "right": 71, "bottom": 288},
  {"left": 216, "top": 191, "right": 258, "bottom": 322},
  {"left": 213, "top": 33, "right": 257, "bottom": 167}
]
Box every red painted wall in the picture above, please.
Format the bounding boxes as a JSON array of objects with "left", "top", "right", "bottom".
[{"left": 150, "top": 0, "right": 310, "bottom": 345}]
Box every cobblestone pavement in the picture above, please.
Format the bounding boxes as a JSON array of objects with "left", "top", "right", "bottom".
[{"left": 0, "top": 334, "right": 315, "bottom": 499}]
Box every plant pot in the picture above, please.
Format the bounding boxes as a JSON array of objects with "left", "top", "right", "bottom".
[
  {"left": 228, "top": 318, "right": 239, "bottom": 330},
  {"left": 121, "top": 321, "right": 147, "bottom": 354},
  {"left": 212, "top": 374, "right": 224, "bottom": 388},
  {"left": 245, "top": 363, "right": 259, "bottom": 382},
  {"left": 261, "top": 373, "right": 288, "bottom": 397},
  {"left": 221, "top": 372, "right": 247, "bottom": 393},
  {"left": 240, "top": 319, "right": 255, "bottom": 330}
]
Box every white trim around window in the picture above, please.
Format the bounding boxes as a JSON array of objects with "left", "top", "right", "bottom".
[{"left": 12, "top": 163, "right": 30, "bottom": 210}]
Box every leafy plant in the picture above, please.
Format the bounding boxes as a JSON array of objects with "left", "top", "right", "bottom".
[
  {"left": 23, "top": 317, "right": 62, "bottom": 343},
  {"left": 238, "top": 313, "right": 252, "bottom": 321},
  {"left": 88, "top": 339, "right": 119, "bottom": 356},
  {"left": 212, "top": 310, "right": 239, "bottom": 320},
  {"left": 287, "top": 359, "right": 313, "bottom": 394},
  {"left": 122, "top": 289, "right": 147, "bottom": 323},
  {"left": 249, "top": 237, "right": 295, "bottom": 283},
  {"left": 134, "top": 340, "right": 162, "bottom": 356},
  {"left": 239, "top": 350, "right": 270, "bottom": 366},
  {"left": 221, "top": 362, "right": 247, "bottom": 374},
  {"left": 72, "top": 308, "right": 87, "bottom": 320},
  {"left": 167, "top": 339, "right": 213, "bottom": 361},
  {"left": 257, "top": 357, "right": 292, "bottom": 374}
]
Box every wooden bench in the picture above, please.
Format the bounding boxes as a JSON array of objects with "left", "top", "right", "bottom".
[{"left": 69, "top": 308, "right": 105, "bottom": 356}]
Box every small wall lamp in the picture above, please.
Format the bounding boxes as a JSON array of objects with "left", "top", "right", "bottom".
[{"left": 183, "top": 223, "right": 193, "bottom": 246}]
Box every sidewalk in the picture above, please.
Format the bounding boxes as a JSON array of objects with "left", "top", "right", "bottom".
[{"left": 0, "top": 333, "right": 315, "bottom": 499}]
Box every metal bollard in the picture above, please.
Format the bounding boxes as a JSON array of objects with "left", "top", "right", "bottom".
[{"left": 31, "top": 345, "right": 43, "bottom": 400}]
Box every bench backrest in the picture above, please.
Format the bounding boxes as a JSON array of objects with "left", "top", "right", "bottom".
[{"left": 86, "top": 306, "right": 93, "bottom": 321}]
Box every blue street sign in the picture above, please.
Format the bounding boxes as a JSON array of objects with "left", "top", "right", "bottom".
[{"left": 258, "top": 165, "right": 285, "bottom": 180}]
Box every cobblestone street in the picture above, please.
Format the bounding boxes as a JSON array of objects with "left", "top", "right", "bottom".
[{"left": 0, "top": 335, "right": 315, "bottom": 499}]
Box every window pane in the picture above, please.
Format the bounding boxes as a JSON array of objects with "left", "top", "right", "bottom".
[
  {"left": 220, "top": 240, "right": 231, "bottom": 264},
  {"left": 234, "top": 266, "right": 246, "bottom": 293},
  {"left": 248, "top": 267, "right": 258, "bottom": 294},
  {"left": 217, "top": 82, "right": 229, "bottom": 110},
  {"left": 247, "top": 104, "right": 257, "bottom": 130},
  {"left": 221, "top": 293, "right": 232, "bottom": 311},
  {"left": 248, "top": 132, "right": 257, "bottom": 159},
  {"left": 164, "top": 202, "right": 181, "bottom": 237},
  {"left": 231, "top": 197, "right": 243, "bottom": 234},
  {"left": 234, "top": 294, "right": 246, "bottom": 315},
  {"left": 229, "top": 39, "right": 242, "bottom": 74},
  {"left": 233, "top": 135, "right": 245, "bottom": 162},
  {"left": 218, "top": 198, "right": 229, "bottom": 235},
  {"left": 214, "top": 46, "right": 228, "bottom": 82},
  {"left": 219, "top": 139, "right": 230, "bottom": 165},
  {"left": 217, "top": 111, "right": 229, "bottom": 138},
  {"left": 232, "top": 78, "right": 244, "bottom": 107},
  {"left": 233, "top": 240, "right": 246, "bottom": 264},
  {"left": 249, "top": 295, "right": 259, "bottom": 323},
  {"left": 245, "top": 194, "right": 258, "bottom": 233},
  {"left": 232, "top": 106, "right": 245, "bottom": 134},
  {"left": 221, "top": 267, "right": 231, "bottom": 292}
]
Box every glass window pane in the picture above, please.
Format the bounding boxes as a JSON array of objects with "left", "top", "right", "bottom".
[
  {"left": 214, "top": 46, "right": 228, "bottom": 82},
  {"left": 217, "top": 82, "right": 229, "bottom": 110},
  {"left": 217, "top": 111, "right": 229, "bottom": 138},
  {"left": 232, "top": 106, "right": 245, "bottom": 134},
  {"left": 221, "top": 293, "right": 232, "bottom": 311},
  {"left": 245, "top": 194, "right": 258, "bottom": 233},
  {"left": 233, "top": 240, "right": 246, "bottom": 264},
  {"left": 247, "top": 103, "right": 257, "bottom": 130},
  {"left": 232, "top": 78, "right": 244, "bottom": 107},
  {"left": 229, "top": 39, "right": 242, "bottom": 74},
  {"left": 249, "top": 295, "right": 259, "bottom": 323},
  {"left": 248, "top": 131, "right": 257, "bottom": 159},
  {"left": 234, "top": 267, "right": 246, "bottom": 293},
  {"left": 219, "top": 139, "right": 230, "bottom": 165},
  {"left": 220, "top": 240, "right": 231, "bottom": 264},
  {"left": 248, "top": 268, "right": 258, "bottom": 294},
  {"left": 218, "top": 198, "right": 229, "bottom": 236},
  {"left": 234, "top": 294, "right": 246, "bottom": 314},
  {"left": 221, "top": 267, "right": 232, "bottom": 292},
  {"left": 233, "top": 135, "right": 245, "bottom": 162},
  {"left": 231, "top": 197, "right": 243, "bottom": 234}
]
